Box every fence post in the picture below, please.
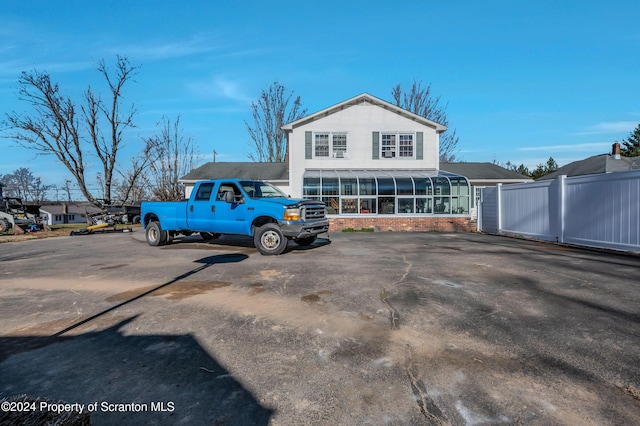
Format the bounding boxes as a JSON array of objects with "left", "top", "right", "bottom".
[
  {"left": 496, "top": 183, "right": 502, "bottom": 234},
  {"left": 558, "top": 175, "right": 566, "bottom": 243}
]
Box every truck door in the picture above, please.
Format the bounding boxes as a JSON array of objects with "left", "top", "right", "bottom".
[
  {"left": 209, "top": 182, "right": 248, "bottom": 235},
  {"left": 187, "top": 182, "right": 217, "bottom": 232}
]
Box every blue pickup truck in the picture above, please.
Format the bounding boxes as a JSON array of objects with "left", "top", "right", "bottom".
[{"left": 140, "top": 179, "right": 329, "bottom": 255}]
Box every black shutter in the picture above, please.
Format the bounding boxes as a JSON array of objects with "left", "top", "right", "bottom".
[
  {"left": 416, "top": 132, "right": 423, "bottom": 160},
  {"left": 372, "top": 132, "right": 379, "bottom": 159},
  {"left": 305, "top": 131, "right": 312, "bottom": 159}
]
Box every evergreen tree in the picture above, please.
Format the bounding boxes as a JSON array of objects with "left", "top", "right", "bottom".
[{"left": 620, "top": 123, "right": 640, "bottom": 157}]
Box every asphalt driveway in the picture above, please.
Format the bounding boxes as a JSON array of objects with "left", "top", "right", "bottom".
[{"left": 1, "top": 231, "right": 639, "bottom": 425}]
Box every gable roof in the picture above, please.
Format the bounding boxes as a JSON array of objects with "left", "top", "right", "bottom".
[
  {"left": 39, "top": 204, "right": 101, "bottom": 215},
  {"left": 181, "top": 162, "right": 289, "bottom": 182},
  {"left": 282, "top": 93, "right": 447, "bottom": 133},
  {"left": 441, "top": 162, "right": 532, "bottom": 182},
  {"left": 539, "top": 154, "right": 640, "bottom": 180}
]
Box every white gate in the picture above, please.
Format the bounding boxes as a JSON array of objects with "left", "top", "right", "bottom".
[{"left": 479, "top": 170, "right": 640, "bottom": 252}]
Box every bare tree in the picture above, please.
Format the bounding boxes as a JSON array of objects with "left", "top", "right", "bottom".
[
  {"left": 145, "top": 115, "right": 198, "bottom": 201},
  {"left": 391, "top": 80, "right": 460, "bottom": 162},
  {"left": 3, "top": 55, "right": 139, "bottom": 207},
  {"left": 245, "top": 81, "right": 307, "bottom": 162},
  {"left": 111, "top": 141, "right": 157, "bottom": 203},
  {"left": 63, "top": 179, "right": 73, "bottom": 202},
  {"left": 0, "top": 167, "right": 51, "bottom": 202}
]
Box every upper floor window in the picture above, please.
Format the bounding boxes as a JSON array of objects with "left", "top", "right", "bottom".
[
  {"left": 381, "top": 133, "right": 414, "bottom": 159},
  {"left": 315, "top": 134, "right": 329, "bottom": 157},
  {"left": 315, "top": 132, "right": 348, "bottom": 158}
]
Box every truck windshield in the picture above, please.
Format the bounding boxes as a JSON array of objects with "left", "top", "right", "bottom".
[{"left": 240, "top": 181, "right": 288, "bottom": 199}]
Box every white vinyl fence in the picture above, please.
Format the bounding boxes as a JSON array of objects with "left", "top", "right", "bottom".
[{"left": 479, "top": 170, "right": 640, "bottom": 252}]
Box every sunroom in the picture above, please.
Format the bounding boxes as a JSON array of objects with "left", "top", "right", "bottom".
[{"left": 302, "top": 170, "right": 471, "bottom": 216}]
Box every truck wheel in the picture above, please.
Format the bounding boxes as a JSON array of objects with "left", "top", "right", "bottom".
[
  {"left": 200, "top": 232, "right": 221, "bottom": 240},
  {"left": 294, "top": 236, "right": 317, "bottom": 246},
  {"left": 146, "top": 221, "right": 167, "bottom": 246},
  {"left": 132, "top": 215, "right": 141, "bottom": 224},
  {"left": 254, "top": 223, "right": 287, "bottom": 255}
]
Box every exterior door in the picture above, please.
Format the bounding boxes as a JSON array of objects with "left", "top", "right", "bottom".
[
  {"left": 187, "top": 182, "right": 217, "bottom": 232},
  {"left": 209, "top": 182, "right": 248, "bottom": 235}
]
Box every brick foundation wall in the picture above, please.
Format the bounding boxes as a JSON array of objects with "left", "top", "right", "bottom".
[{"left": 328, "top": 216, "right": 476, "bottom": 233}]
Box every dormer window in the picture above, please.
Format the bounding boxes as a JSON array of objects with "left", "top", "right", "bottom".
[{"left": 314, "top": 132, "right": 348, "bottom": 158}]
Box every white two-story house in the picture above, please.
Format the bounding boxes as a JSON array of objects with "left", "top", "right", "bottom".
[{"left": 281, "top": 93, "right": 472, "bottom": 231}]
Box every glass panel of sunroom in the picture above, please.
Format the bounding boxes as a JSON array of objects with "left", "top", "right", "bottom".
[
  {"left": 414, "top": 178, "right": 432, "bottom": 195},
  {"left": 434, "top": 177, "right": 450, "bottom": 196},
  {"left": 396, "top": 178, "right": 414, "bottom": 195},
  {"left": 378, "top": 178, "right": 395, "bottom": 195},
  {"left": 360, "top": 198, "right": 376, "bottom": 214},
  {"left": 338, "top": 171, "right": 357, "bottom": 196},
  {"left": 341, "top": 198, "right": 358, "bottom": 214},
  {"left": 303, "top": 177, "right": 320, "bottom": 197},
  {"left": 416, "top": 198, "right": 432, "bottom": 213},
  {"left": 434, "top": 196, "right": 450, "bottom": 214},
  {"left": 449, "top": 177, "right": 469, "bottom": 196},
  {"left": 398, "top": 198, "right": 414, "bottom": 213},
  {"left": 321, "top": 170, "right": 339, "bottom": 214}
]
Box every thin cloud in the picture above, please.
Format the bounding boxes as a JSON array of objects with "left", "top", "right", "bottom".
[
  {"left": 187, "top": 76, "right": 252, "bottom": 104},
  {"left": 578, "top": 121, "right": 637, "bottom": 135},
  {"left": 519, "top": 142, "right": 610, "bottom": 152},
  {"left": 108, "top": 37, "right": 219, "bottom": 61}
]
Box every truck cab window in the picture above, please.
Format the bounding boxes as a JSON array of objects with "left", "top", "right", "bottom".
[
  {"left": 195, "top": 183, "right": 214, "bottom": 201},
  {"left": 216, "top": 183, "right": 241, "bottom": 201}
]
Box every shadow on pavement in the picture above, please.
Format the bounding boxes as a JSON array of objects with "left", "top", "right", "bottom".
[
  {"left": 1, "top": 253, "right": 271, "bottom": 425},
  {"left": 0, "top": 317, "right": 273, "bottom": 424},
  {"left": 165, "top": 234, "right": 332, "bottom": 254}
]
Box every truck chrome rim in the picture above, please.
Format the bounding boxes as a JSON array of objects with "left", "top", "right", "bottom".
[
  {"left": 261, "top": 230, "right": 280, "bottom": 249},
  {"left": 148, "top": 227, "right": 158, "bottom": 242}
]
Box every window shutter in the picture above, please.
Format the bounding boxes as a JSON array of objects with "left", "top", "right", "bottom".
[
  {"left": 372, "top": 132, "right": 379, "bottom": 159},
  {"left": 305, "top": 131, "right": 312, "bottom": 159},
  {"left": 416, "top": 132, "right": 423, "bottom": 160}
]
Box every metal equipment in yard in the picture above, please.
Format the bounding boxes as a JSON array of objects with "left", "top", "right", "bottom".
[
  {"left": 69, "top": 209, "right": 132, "bottom": 236},
  {"left": 0, "top": 196, "right": 47, "bottom": 234}
]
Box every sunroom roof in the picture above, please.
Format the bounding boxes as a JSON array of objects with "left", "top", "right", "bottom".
[{"left": 303, "top": 169, "right": 468, "bottom": 180}]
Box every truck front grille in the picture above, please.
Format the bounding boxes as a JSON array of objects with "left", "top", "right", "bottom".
[{"left": 302, "top": 206, "right": 326, "bottom": 221}]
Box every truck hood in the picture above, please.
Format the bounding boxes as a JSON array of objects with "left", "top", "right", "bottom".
[{"left": 259, "top": 198, "right": 322, "bottom": 208}]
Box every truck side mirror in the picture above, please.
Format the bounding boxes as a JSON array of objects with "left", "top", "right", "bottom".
[{"left": 224, "top": 191, "right": 235, "bottom": 203}]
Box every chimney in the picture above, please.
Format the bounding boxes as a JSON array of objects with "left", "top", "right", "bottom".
[
  {"left": 612, "top": 142, "right": 621, "bottom": 160},
  {"left": 62, "top": 203, "right": 68, "bottom": 214}
]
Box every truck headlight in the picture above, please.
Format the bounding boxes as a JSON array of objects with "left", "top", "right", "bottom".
[{"left": 283, "top": 208, "right": 300, "bottom": 221}]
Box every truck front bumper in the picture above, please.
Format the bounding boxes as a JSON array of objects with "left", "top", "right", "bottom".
[{"left": 279, "top": 219, "right": 330, "bottom": 239}]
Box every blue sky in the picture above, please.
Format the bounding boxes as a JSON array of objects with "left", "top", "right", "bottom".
[{"left": 1, "top": 0, "right": 639, "bottom": 195}]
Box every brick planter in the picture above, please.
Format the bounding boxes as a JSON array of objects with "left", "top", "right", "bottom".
[{"left": 328, "top": 216, "right": 475, "bottom": 233}]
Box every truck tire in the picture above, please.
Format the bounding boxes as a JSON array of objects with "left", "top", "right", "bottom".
[
  {"left": 132, "top": 215, "right": 141, "bottom": 224},
  {"left": 146, "top": 221, "right": 167, "bottom": 246},
  {"left": 294, "top": 236, "right": 317, "bottom": 246},
  {"left": 254, "top": 223, "right": 287, "bottom": 255}
]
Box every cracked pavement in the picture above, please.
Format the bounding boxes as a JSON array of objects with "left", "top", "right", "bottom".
[{"left": 1, "top": 231, "right": 639, "bottom": 424}]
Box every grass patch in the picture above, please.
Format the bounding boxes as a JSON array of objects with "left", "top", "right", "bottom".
[{"left": 341, "top": 227, "right": 375, "bottom": 233}]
